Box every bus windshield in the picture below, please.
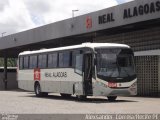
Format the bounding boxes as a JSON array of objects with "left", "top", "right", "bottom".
[{"left": 96, "top": 48, "right": 136, "bottom": 82}]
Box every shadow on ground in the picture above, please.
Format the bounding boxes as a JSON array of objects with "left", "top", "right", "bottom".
[{"left": 22, "top": 93, "right": 138, "bottom": 103}]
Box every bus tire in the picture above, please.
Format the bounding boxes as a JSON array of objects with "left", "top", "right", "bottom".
[
  {"left": 107, "top": 96, "right": 117, "bottom": 101},
  {"left": 42, "top": 92, "right": 48, "bottom": 97},
  {"left": 60, "top": 93, "right": 71, "bottom": 98},
  {"left": 34, "top": 82, "right": 46, "bottom": 97},
  {"left": 76, "top": 95, "right": 86, "bottom": 101}
]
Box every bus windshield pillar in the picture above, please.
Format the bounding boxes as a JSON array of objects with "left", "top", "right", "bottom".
[{"left": 3, "top": 54, "right": 8, "bottom": 90}]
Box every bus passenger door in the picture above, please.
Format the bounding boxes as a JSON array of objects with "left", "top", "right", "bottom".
[
  {"left": 74, "top": 54, "right": 84, "bottom": 95},
  {"left": 83, "top": 53, "right": 93, "bottom": 95}
]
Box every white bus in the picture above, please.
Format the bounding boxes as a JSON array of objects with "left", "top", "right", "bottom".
[{"left": 17, "top": 43, "right": 137, "bottom": 101}]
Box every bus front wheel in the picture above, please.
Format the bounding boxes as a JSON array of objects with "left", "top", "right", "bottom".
[
  {"left": 107, "top": 96, "right": 117, "bottom": 101},
  {"left": 76, "top": 95, "right": 86, "bottom": 101}
]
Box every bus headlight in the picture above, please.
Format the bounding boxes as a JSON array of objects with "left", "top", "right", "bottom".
[
  {"left": 130, "top": 81, "right": 137, "bottom": 94},
  {"left": 131, "top": 81, "right": 137, "bottom": 88}
]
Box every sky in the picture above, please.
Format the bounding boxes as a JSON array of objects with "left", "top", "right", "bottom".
[{"left": 0, "top": 0, "right": 133, "bottom": 36}]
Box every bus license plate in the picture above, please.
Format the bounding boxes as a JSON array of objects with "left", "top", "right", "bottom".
[{"left": 108, "top": 82, "right": 117, "bottom": 88}]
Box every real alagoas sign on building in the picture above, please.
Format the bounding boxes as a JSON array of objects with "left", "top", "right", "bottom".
[
  {"left": 97, "top": 0, "right": 160, "bottom": 26},
  {"left": 123, "top": 1, "right": 160, "bottom": 19},
  {"left": 85, "top": 0, "right": 160, "bottom": 32}
]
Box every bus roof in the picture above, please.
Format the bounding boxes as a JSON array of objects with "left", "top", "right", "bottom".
[{"left": 19, "top": 43, "right": 130, "bottom": 56}]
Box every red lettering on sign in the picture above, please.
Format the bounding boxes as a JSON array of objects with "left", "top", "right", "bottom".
[
  {"left": 34, "top": 69, "right": 41, "bottom": 80},
  {"left": 108, "top": 82, "right": 117, "bottom": 88},
  {"left": 86, "top": 16, "right": 92, "bottom": 29}
]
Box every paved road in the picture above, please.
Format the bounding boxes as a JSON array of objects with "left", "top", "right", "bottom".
[{"left": 0, "top": 90, "right": 160, "bottom": 114}]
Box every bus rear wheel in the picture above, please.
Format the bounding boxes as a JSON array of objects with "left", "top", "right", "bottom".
[
  {"left": 107, "top": 96, "right": 117, "bottom": 101},
  {"left": 35, "top": 83, "right": 48, "bottom": 97},
  {"left": 60, "top": 93, "right": 71, "bottom": 98}
]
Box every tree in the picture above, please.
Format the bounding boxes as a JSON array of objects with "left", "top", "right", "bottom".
[{"left": 0, "top": 58, "right": 17, "bottom": 67}]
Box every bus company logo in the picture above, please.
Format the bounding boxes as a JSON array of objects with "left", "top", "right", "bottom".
[
  {"left": 108, "top": 82, "right": 117, "bottom": 88},
  {"left": 86, "top": 16, "right": 92, "bottom": 29},
  {"left": 34, "top": 69, "right": 41, "bottom": 80}
]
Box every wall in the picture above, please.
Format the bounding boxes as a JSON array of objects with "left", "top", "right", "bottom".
[
  {"left": 135, "top": 56, "right": 159, "bottom": 96},
  {"left": 0, "top": 69, "right": 17, "bottom": 90},
  {"left": 96, "top": 27, "right": 160, "bottom": 52}
]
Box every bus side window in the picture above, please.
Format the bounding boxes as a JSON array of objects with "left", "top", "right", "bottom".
[
  {"left": 59, "top": 52, "right": 63, "bottom": 67},
  {"left": 29, "top": 55, "right": 37, "bottom": 69},
  {"left": 59, "top": 52, "right": 70, "bottom": 68},
  {"left": 75, "top": 54, "right": 83, "bottom": 75},
  {"left": 19, "top": 57, "right": 23, "bottom": 69},
  {"left": 23, "top": 56, "right": 29, "bottom": 69},
  {"left": 72, "top": 50, "right": 80, "bottom": 67},
  {"left": 63, "top": 52, "right": 70, "bottom": 67},
  {"left": 38, "top": 54, "right": 47, "bottom": 68},
  {"left": 48, "top": 53, "right": 57, "bottom": 68}
]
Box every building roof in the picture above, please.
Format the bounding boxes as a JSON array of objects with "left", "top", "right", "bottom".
[{"left": 0, "top": 0, "right": 160, "bottom": 57}]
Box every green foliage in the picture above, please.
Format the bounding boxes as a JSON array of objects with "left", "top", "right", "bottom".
[
  {"left": 0, "top": 58, "right": 4, "bottom": 66},
  {"left": 0, "top": 58, "right": 17, "bottom": 67}
]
